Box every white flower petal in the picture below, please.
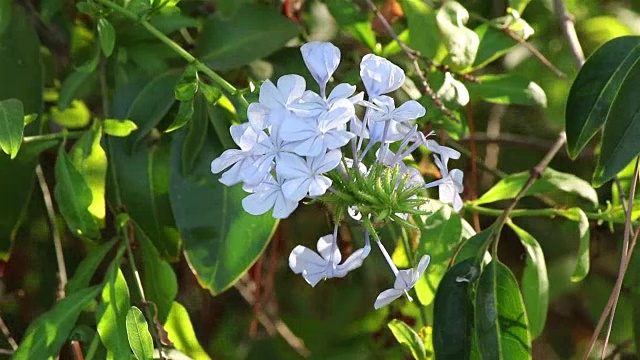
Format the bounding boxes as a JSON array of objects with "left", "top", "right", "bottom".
[
  {"left": 313, "top": 149, "right": 342, "bottom": 173},
  {"left": 392, "top": 100, "right": 426, "bottom": 122},
  {"left": 289, "top": 245, "right": 327, "bottom": 275},
  {"left": 276, "top": 153, "right": 309, "bottom": 179},
  {"left": 247, "top": 103, "right": 269, "bottom": 129},
  {"left": 323, "top": 130, "right": 355, "bottom": 150},
  {"left": 452, "top": 193, "right": 463, "bottom": 212},
  {"left": 301, "top": 41, "right": 341, "bottom": 94},
  {"left": 242, "top": 190, "right": 277, "bottom": 216},
  {"left": 308, "top": 175, "right": 332, "bottom": 197},
  {"left": 327, "top": 83, "right": 356, "bottom": 104},
  {"left": 374, "top": 288, "right": 404, "bottom": 309},
  {"left": 258, "top": 79, "right": 280, "bottom": 109},
  {"left": 272, "top": 192, "right": 299, "bottom": 218},
  {"left": 416, "top": 255, "right": 431, "bottom": 277},
  {"left": 277, "top": 74, "right": 306, "bottom": 105},
  {"left": 394, "top": 268, "right": 416, "bottom": 289},
  {"left": 210, "top": 149, "right": 245, "bottom": 174},
  {"left": 360, "top": 54, "right": 405, "bottom": 98},
  {"left": 317, "top": 234, "right": 341, "bottom": 264},
  {"left": 439, "top": 182, "right": 457, "bottom": 204},
  {"left": 282, "top": 177, "right": 311, "bottom": 201},
  {"left": 450, "top": 169, "right": 464, "bottom": 192}
]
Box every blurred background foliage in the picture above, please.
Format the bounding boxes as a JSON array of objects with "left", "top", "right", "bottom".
[{"left": 2, "top": 0, "right": 640, "bottom": 359}]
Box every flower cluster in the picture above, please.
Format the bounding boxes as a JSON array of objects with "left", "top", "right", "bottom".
[{"left": 211, "top": 42, "right": 464, "bottom": 309}]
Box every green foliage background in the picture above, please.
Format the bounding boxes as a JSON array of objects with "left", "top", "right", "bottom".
[{"left": 2, "top": 0, "right": 640, "bottom": 359}]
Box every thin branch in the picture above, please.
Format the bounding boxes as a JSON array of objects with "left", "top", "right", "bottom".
[
  {"left": 235, "top": 277, "right": 310, "bottom": 358},
  {"left": 362, "top": 0, "right": 461, "bottom": 123},
  {"left": 553, "top": 0, "right": 585, "bottom": 68},
  {"left": 0, "top": 314, "right": 17, "bottom": 351}
]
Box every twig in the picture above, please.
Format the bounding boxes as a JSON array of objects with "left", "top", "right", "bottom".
[
  {"left": 235, "top": 277, "right": 310, "bottom": 358},
  {"left": 35, "top": 164, "right": 68, "bottom": 299},
  {"left": 362, "top": 0, "right": 461, "bottom": 124},
  {"left": 553, "top": 0, "right": 585, "bottom": 68},
  {"left": 0, "top": 314, "right": 17, "bottom": 351}
]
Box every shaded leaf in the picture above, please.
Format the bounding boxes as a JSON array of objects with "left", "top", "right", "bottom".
[
  {"left": 164, "top": 302, "right": 212, "bottom": 360},
  {"left": 13, "top": 286, "right": 101, "bottom": 360},
  {"left": 509, "top": 0, "right": 532, "bottom": 14},
  {"left": 556, "top": 208, "right": 591, "bottom": 282},
  {"left": 475, "top": 261, "right": 531, "bottom": 359},
  {"left": 54, "top": 144, "right": 100, "bottom": 239},
  {"left": 57, "top": 71, "right": 97, "bottom": 111},
  {"left": 475, "top": 167, "right": 598, "bottom": 207},
  {"left": 453, "top": 227, "right": 493, "bottom": 265},
  {"left": 0, "top": 98, "right": 25, "bottom": 158},
  {"left": 165, "top": 98, "right": 194, "bottom": 133},
  {"left": 103, "top": 119, "right": 138, "bottom": 137},
  {"left": 507, "top": 221, "right": 548, "bottom": 338},
  {"left": 97, "top": 268, "right": 131, "bottom": 359},
  {"left": 169, "top": 126, "right": 277, "bottom": 295},
  {"left": 174, "top": 66, "right": 198, "bottom": 101},
  {"left": 565, "top": 36, "right": 640, "bottom": 159},
  {"left": 134, "top": 223, "right": 177, "bottom": 322},
  {"left": 98, "top": 18, "right": 116, "bottom": 57},
  {"left": 182, "top": 93, "right": 208, "bottom": 175},
  {"left": 401, "top": 0, "right": 441, "bottom": 59},
  {"left": 388, "top": 319, "right": 427, "bottom": 360},
  {"left": 196, "top": 3, "right": 300, "bottom": 70},
  {"left": 66, "top": 239, "right": 117, "bottom": 294},
  {"left": 433, "top": 258, "right": 479, "bottom": 360},
  {"left": 466, "top": 74, "right": 546, "bottom": 107},
  {"left": 126, "top": 307, "right": 154, "bottom": 360}
]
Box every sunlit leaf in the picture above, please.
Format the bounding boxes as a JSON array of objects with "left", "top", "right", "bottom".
[
  {"left": 401, "top": 0, "right": 441, "bottom": 58},
  {"left": 103, "top": 119, "right": 138, "bottom": 137},
  {"left": 164, "top": 302, "right": 212, "bottom": 359},
  {"left": 466, "top": 74, "right": 547, "bottom": 107},
  {"left": 475, "top": 261, "right": 531, "bottom": 359},
  {"left": 13, "top": 286, "right": 101, "bottom": 360},
  {"left": 197, "top": 3, "right": 300, "bottom": 70},
  {"left": 507, "top": 221, "right": 548, "bottom": 338},
  {"left": 0, "top": 98, "right": 25, "bottom": 158},
  {"left": 54, "top": 144, "right": 100, "bottom": 239},
  {"left": 436, "top": 1, "right": 479, "bottom": 69},
  {"left": 169, "top": 126, "right": 277, "bottom": 295},
  {"left": 388, "top": 319, "right": 428, "bottom": 360},
  {"left": 174, "top": 65, "right": 198, "bottom": 101},
  {"left": 70, "top": 122, "right": 107, "bottom": 226},
  {"left": 97, "top": 268, "right": 131, "bottom": 359},
  {"left": 475, "top": 167, "right": 598, "bottom": 207},
  {"left": 471, "top": 24, "right": 517, "bottom": 71},
  {"left": 126, "top": 307, "right": 154, "bottom": 360}
]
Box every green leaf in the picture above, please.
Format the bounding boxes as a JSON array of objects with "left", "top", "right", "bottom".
[
  {"left": 196, "top": 3, "right": 300, "bottom": 70},
  {"left": 388, "top": 319, "right": 428, "bottom": 360},
  {"left": 13, "top": 286, "right": 101, "bottom": 360},
  {"left": 324, "top": 0, "right": 376, "bottom": 50},
  {"left": 127, "top": 71, "right": 180, "bottom": 147},
  {"left": 98, "top": 18, "right": 116, "bottom": 57},
  {"left": 414, "top": 207, "right": 464, "bottom": 306},
  {"left": 169, "top": 126, "right": 277, "bottom": 295},
  {"left": 0, "top": 0, "right": 11, "bottom": 36},
  {"left": 475, "top": 261, "right": 532, "bottom": 360},
  {"left": 97, "top": 268, "right": 131, "bottom": 359},
  {"left": 0, "top": 98, "right": 25, "bottom": 158},
  {"left": 103, "top": 119, "right": 138, "bottom": 137},
  {"left": 70, "top": 122, "right": 107, "bottom": 226},
  {"left": 134, "top": 223, "right": 177, "bottom": 322},
  {"left": 165, "top": 98, "right": 194, "bottom": 133},
  {"left": 57, "top": 71, "right": 97, "bottom": 111},
  {"left": 509, "top": 0, "right": 532, "bottom": 14},
  {"left": 76, "top": 41, "right": 101, "bottom": 73},
  {"left": 466, "top": 74, "right": 546, "bottom": 107},
  {"left": 199, "top": 82, "right": 222, "bottom": 104},
  {"left": 51, "top": 100, "right": 92, "bottom": 129},
  {"left": 54, "top": 144, "right": 100, "bottom": 239},
  {"left": 436, "top": 1, "right": 479, "bottom": 69},
  {"left": 208, "top": 99, "right": 236, "bottom": 150},
  {"left": 433, "top": 258, "right": 479, "bottom": 360},
  {"left": 164, "top": 302, "right": 212, "bottom": 359},
  {"left": 182, "top": 93, "right": 208, "bottom": 175},
  {"left": 126, "top": 307, "right": 154, "bottom": 360},
  {"left": 556, "top": 208, "right": 591, "bottom": 282},
  {"left": 507, "top": 221, "right": 548, "bottom": 338},
  {"left": 66, "top": 239, "right": 117, "bottom": 294},
  {"left": 565, "top": 36, "right": 640, "bottom": 159},
  {"left": 594, "top": 46, "right": 640, "bottom": 186},
  {"left": 475, "top": 167, "right": 598, "bottom": 207},
  {"left": 453, "top": 227, "right": 494, "bottom": 265},
  {"left": 401, "top": 0, "right": 441, "bottom": 59},
  {"left": 108, "top": 136, "right": 181, "bottom": 259},
  {"left": 471, "top": 24, "right": 517, "bottom": 71},
  {"left": 174, "top": 66, "right": 198, "bottom": 101}
]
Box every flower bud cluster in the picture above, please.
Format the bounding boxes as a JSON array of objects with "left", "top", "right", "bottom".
[{"left": 211, "top": 42, "right": 465, "bottom": 308}]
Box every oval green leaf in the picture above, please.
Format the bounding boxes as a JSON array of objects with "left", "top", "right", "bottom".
[
  {"left": 196, "top": 3, "right": 300, "bottom": 70},
  {"left": 507, "top": 221, "right": 548, "bottom": 338},
  {"left": 433, "top": 258, "right": 479, "bottom": 359},
  {"left": 169, "top": 127, "right": 277, "bottom": 295},
  {"left": 54, "top": 144, "right": 100, "bottom": 239},
  {"left": 13, "top": 286, "right": 101, "bottom": 359},
  {"left": 466, "top": 74, "right": 547, "bottom": 107},
  {"left": 388, "top": 319, "right": 428, "bottom": 360},
  {"left": 98, "top": 17, "right": 116, "bottom": 57},
  {"left": 66, "top": 239, "right": 117, "bottom": 294},
  {"left": 126, "top": 307, "right": 154, "bottom": 360},
  {"left": 556, "top": 208, "right": 591, "bottom": 282},
  {"left": 565, "top": 36, "right": 640, "bottom": 159},
  {"left": 97, "top": 268, "right": 131, "bottom": 359},
  {"left": 164, "top": 302, "right": 212, "bottom": 359},
  {"left": 0, "top": 98, "right": 25, "bottom": 159},
  {"left": 103, "top": 119, "right": 138, "bottom": 137},
  {"left": 475, "top": 261, "right": 532, "bottom": 360}
]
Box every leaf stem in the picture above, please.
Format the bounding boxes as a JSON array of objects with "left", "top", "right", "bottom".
[
  {"left": 93, "top": 0, "right": 242, "bottom": 100},
  {"left": 23, "top": 131, "right": 83, "bottom": 144},
  {"left": 464, "top": 203, "right": 630, "bottom": 224},
  {"left": 399, "top": 226, "right": 429, "bottom": 325}
]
